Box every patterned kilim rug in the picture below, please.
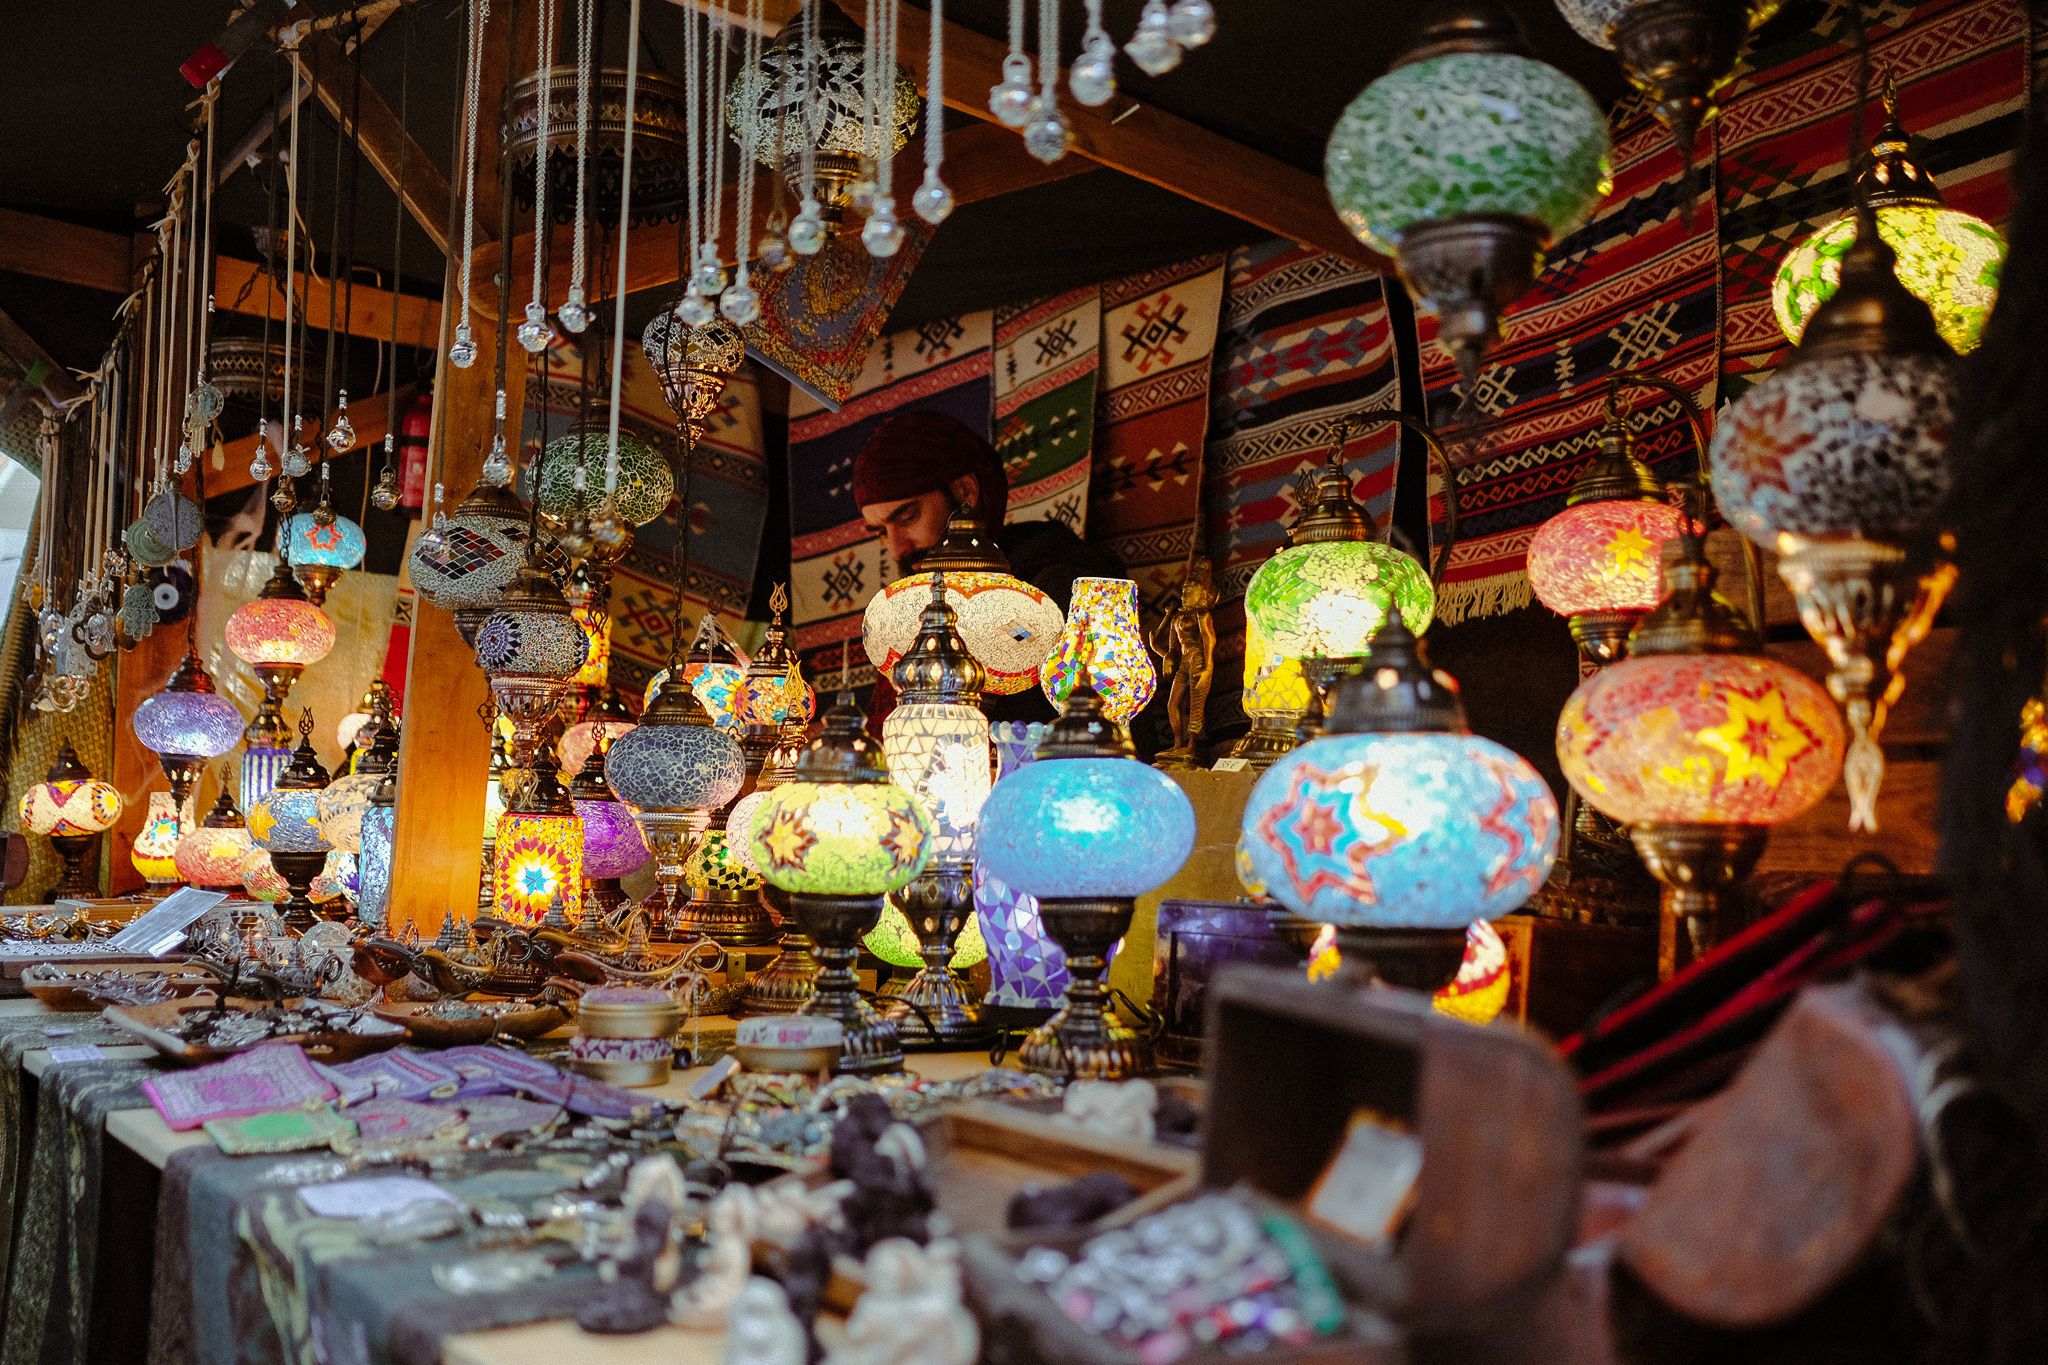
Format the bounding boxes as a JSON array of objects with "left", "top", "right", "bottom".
[
  {"left": 1204, "top": 241, "right": 1402, "bottom": 733},
  {"left": 993, "top": 286, "right": 1101, "bottom": 533},
  {"left": 743, "top": 224, "right": 931, "bottom": 408},
  {"left": 786, "top": 312, "right": 997, "bottom": 685},
  {"left": 1418, "top": 95, "right": 1721, "bottom": 623},
  {"left": 1091, "top": 253, "right": 1227, "bottom": 629},
  {"left": 1714, "top": 0, "right": 2029, "bottom": 401},
  {"left": 526, "top": 338, "right": 771, "bottom": 702}
]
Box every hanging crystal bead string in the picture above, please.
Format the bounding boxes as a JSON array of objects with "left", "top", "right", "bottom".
[
  {"left": 1024, "top": 0, "right": 1067, "bottom": 163},
  {"left": 450, "top": 0, "right": 491, "bottom": 368},
  {"left": 719, "top": 0, "right": 765, "bottom": 324},
  {"left": 482, "top": 0, "right": 526, "bottom": 492},
  {"left": 326, "top": 30, "right": 367, "bottom": 464},
  {"left": 789, "top": 0, "right": 826, "bottom": 255},
  {"left": 1071, "top": 0, "right": 1114, "bottom": 106},
  {"left": 604, "top": 0, "right": 644, "bottom": 505},
  {"left": 373, "top": 8, "right": 414, "bottom": 511},
  {"left": 913, "top": 0, "right": 952, "bottom": 222},
  {"left": 276, "top": 33, "right": 308, "bottom": 508},
  {"left": 991, "top": 0, "right": 1031, "bottom": 126},
  {"left": 519, "top": 0, "right": 558, "bottom": 352},
  {"left": 560, "top": 0, "right": 595, "bottom": 332},
  {"left": 677, "top": 0, "right": 710, "bottom": 325},
  {"left": 863, "top": 0, "right": 906, "bottom": 254},
  {"left": 687, "top": 10, "right": 735, "bottom": 317}
]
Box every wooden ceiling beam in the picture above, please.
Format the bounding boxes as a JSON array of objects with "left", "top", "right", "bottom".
[
  {"left": 292, "top": 31, "right": 456, "bottom": 255},
  {"left": 468, "top": 120, "right": 1091, "bottom": 316},
  {"left": 212, "top": 254, "right": 444, "bottom": 350},
  {"left": 0, "top": 304, "right": 84, "bottom": 406},
  {"left": 826, "top": 0, "right": 1387, "bottom": 270},
  {"left": 216, "top": 6, "right": 395, "bottom": 190},
  {"left": 0, "top": 208, "right": 132, "bottom": 294}
]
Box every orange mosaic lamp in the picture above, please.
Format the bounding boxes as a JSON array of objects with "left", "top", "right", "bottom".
[{"left": 1558, "top": 529, "right": 1844, "bottom": 977}]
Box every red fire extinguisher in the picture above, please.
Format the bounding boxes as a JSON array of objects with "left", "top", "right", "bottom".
[{"left": 398, "top": 389, "right": 433, "bottom": 512}]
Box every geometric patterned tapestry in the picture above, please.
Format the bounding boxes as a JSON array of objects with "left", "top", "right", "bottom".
[
  {"left": 993, "top": 285, "right": 1100, "bottom": 532},
  {"left": 1417, "top": 94, "right": 1723, "bottom": 623},
  {"left": 785, "top": 312, "right": 996, "bottom": 687},
  {"left": 1714, "top": 0, "right": 2028, "bottom": 401},
  {"left": 1090, "top": 253, "right": 1226, "bottom": 635},
  {"left": 1204, "top": 240, "right": 1401, "bottom": 734}
]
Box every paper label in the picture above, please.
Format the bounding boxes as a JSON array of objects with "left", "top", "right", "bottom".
[
  {"left": 1306, "top": 1107, "right": 1423, "bottom": 1246},
  {"left": 1211, "top": 757, "right": 1250, "bottom": 773},
  {"left": 107, "top": 887, "right": 230, "bottom": 956},
  {"left": 298, "top": 1176, "right": 462, "bottom": 1220},
  {"left": 46, "top": 1044, "right": 106, "bottom": 1063}
]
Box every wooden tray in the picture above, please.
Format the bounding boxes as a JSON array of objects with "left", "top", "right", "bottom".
[
  {"left": 372, "top": 999, "right": 571, "bottom": 1047},
  {"left": 104, "top": 998, "right": 409, "bottom": 1064},
  {"left": 19, "top": 962, "right": 215, "bottom": 1012}
]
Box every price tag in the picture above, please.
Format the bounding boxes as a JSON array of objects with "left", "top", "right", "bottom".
[
  {"left": 46, "top": 1045, "right": 106, "bottom": 1064},
  {"left": 1211, "top": 757, "right": 1250, "bottom": 773}
]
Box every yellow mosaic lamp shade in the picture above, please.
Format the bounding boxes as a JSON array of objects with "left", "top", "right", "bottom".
[
  {"left": 19, "top": 778, "right": 123, "bottom": 836},
  {"left": 1039, "top": 577, "right": 1157, "bottom": 724},
  {"left": 1432, "top": 921, "right": 1511, "bottom": 1024},
  {"left": 570, "top": 605, "right": 612, "bottom": 688},
  {"left": 1242, "top": 615, "right": 1313, "bottom": 722},
  {"left": 131, "top": 792, "right": 184, "bottom": 884},
  {"left": 683, "top": 828, "right": 764, "bottom": 894},
  {"left": 882, "top": 701, "right": 993, "bottom": 864},
  {"left": 1557, "top": 653, "right": 1847, "bottom": 826},
  {"left": 863, "top": 570, "right": 1065, "bottom": 696},
  {"left": 493, "top": 810, "right": 585, "bottom": 923},
  {"left": 866, "top": 904, "right": 988, "bottom": 970},
  {"left": 1773, "top": 204, "right": 2005, "bottom": 354}
]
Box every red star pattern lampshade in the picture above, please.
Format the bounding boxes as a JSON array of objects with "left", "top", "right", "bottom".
[{"left": 1527, "top": 499, "right": 1691, "bottom": 616}]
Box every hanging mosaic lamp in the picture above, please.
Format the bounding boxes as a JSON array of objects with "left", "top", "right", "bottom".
[
  {"left": 130, "top": 791, "right": 185, "bottom": 892},
  {"left": 408, "top": 477, "right": 531, "bottom": 645},
  {"left": 726, "top": 6, "right": 921, "bottom": 233},
  {"left": 536, "top": 427, "right": 675, "bottom": 528},
  {"left": 569, "top": 751, "right": 650, "bottom": 917},
  {"left": 606, "top": 672, "right": 747, "bottom": 929},
  {"left": 1039, "top": 577, "right": 1159, "bottom": 725},
  {"left": 978, "top": 674, "right": 1196, "bottom": 1080},
  {"left": 878, "top": 574, "right": 995, "bottom": 1048},
  {"left": 245, "top": 710, "right": 336, "bottom": 930},
  {"left": 18, "top": 740, "right": 123, "bottom": 899},
  {"left": 1231, "top": 413, "right": 1445, "bottom": 770},
  {"left": 1326, "top": 0, "right": 1611, "bottom": 393},
  {"left": 282, "top": 510, "right": 367, "bottom": 607},
  {"left": 737, "top": 584, "right": 815, "bottom": 771},
  {"left": 745, "top": 692, "right": 932, "bottom": 1076},
  {"left": 133, "top": 649, "right": 246, "bottom": 814},
  {"left": 1242, "top": 607, "right": 1559, "bottom": 993},
  {"left": 862, "top": 506, "right": 1065, "bottom": 696},
  {"left": 569, "top": 603, "right": 612, "bottom": 690},
  {"left": 492, "top": 807, "right": 585, "bottom": 925},
  {"left": 1554, "top": 0, "right": 1779, "bottom": 166},
  {"left": 336, "top": 679, "right": 398, "bottom": 757},
  {"left": 642, "top": 311, "right": 747, "bottom": 442},
  {"left": 474, "top": 559, "right": 590, "bottom": 783},
  {"left": 1526, "top": 389, "right": 1693, "bottom": 665},
  {"left": 174, "top": 789, "right": 255, "bottom": 891},
  {"left": 1714, "top": 201, "right": 1957, "bottom": 833},
  {"left": 225, "top": 556, "right": 336, "bottom": 718},
  {"left": 1558, "top": 533, "right": 1844, "bottom": 977},
  {"left": 1773, "top": 75, "right": 2004, "bottom": 355}
]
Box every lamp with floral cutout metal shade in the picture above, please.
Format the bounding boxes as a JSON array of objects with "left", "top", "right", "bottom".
[
  {"left": 977, "top": 670, "right": 1196, "bottom": 1080},
  {"left": 1242, "top": 608, "right": 1560, "bottom": 994},
  {"left": 1558, "top": 528, "right": 1846, "bottom": 977},
  {"left": 18, "top": 740, "right": 123, "bottom": 899},
  {"left": 1229, "top": 409, "right": 1454, "bottom": 771},
  {"left": 746, "top": 691, "right": 932, "bottom": 1076},
  {"left": 875, "top": 572, "right": 996, "bottom": 1048}
]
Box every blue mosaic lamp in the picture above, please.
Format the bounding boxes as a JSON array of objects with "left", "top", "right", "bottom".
[
  {"left": 133, "top": 649, "right": 245, "bottom": 816},
  {"left": 1241, "top": 608, "right": 1559, "bottom": 993},
  {"left": 245, "top": 711, "right": 335, "bottom": 931},
  {"left": 283, "top": 510, "right": 367, "bottom": 606},
  {"left": 976, "top": 674, "right": 1195, "bottom": 1080}
]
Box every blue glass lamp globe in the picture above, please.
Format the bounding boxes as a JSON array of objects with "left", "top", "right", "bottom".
[
  {"left": 133, "top": 654, "right": 244, "bottom": 760},
  {"left": 978, "top": 757, "right": 1195, "bottom": 899},
  {"left": 604, "top": 685, "right": 745, "bottom": 813},
  {"left": 284, "top": 512, "right": 368, "bottom": 569}
]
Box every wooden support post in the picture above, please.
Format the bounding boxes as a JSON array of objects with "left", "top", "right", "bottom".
[{"left": 384, "top": 1, "right": 530, "bottom": 936}]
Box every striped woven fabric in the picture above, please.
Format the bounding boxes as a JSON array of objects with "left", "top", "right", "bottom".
[{"left": 993, "top": 285, "right": 1101, "bottom": 533}]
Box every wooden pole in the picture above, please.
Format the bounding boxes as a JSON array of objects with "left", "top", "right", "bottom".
[{"left": 385, "top": 0, "right": 531, "bottom": 935}]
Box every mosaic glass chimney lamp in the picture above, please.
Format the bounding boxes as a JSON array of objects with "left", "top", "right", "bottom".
[
  {"left": 17, "top": 740, "right": 123, "bottom": 899},
  {"left": 132, "top": 649, "right": 246, "bottom": 814},
  {"left": 878, "top": 573, "right": 996, "bottom": 1048},
  {"left": 1558, "top": 534, "right": 1844, "bottom": 977},
  {"left": 475, "top": 559, "right": 589, "bottom": 778},
  {"left": 1773, "top": 74, "right": 2005, "bottom": 356},
  {"left": 356, "top": 769, "right": 398, "bottom": 932},
  {"left": 862, "top": 505, "right": 1065, "bottom": 697},
  {"left": 978, "top": 676, "right": 1197, "bottom": 1081},
  {"left": 1242, "top": 608, "right": 1560, "bottom": 994},
  {"left": 225, "top": 557, "right": 336, "bottom": 719},
  {"left": 246, "top": 711, "right": 334, "bottom": 931},
  {"left": 570, "top": 750, "right": 650, "bottom": 918},
  {"left": 131, "top": 792, "right": 186, "bottom": 894},
  {"left": 1714, "top": 204, "right": 1957, "bottom": 832},
  {"left": 746, "top": 694, "right": 933, "bottom": 1076},
  {"left": 605, "top": 674, "right": 747, "bottom": 935},
  {"left": 283, "top": 508, "right": 367, "bottom": 607},
  {"left": 1039, "top": 578, "right": 1157, "bottom": 725},
  {"left": 1326, "top": 0, "right": 1610, "bottom": 396},
  {"left": 174, "top": 789, "right": 255, "bottom": 891},
  {"left": 1554, "top": 0, "right": 1779, "bottom": 169},
  {"left": 737, "top": 585, "right": 813, "bottom": 773},
  {"left": 1231, "top": 412, "right": 1445, "bottom": 770}
]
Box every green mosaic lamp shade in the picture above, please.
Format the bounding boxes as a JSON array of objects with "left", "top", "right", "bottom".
[
  {"left": 1325, "top": 50, "right": 1611, "bottom": 255},
  {"left": 535, "top": 431, "right": 675, "bottom": 526},
  {"left": 866, "top": 904, "right": 988, "bottom": 970},
  {"left": 745, "top": 780, "right": 933, "bottom": 896},
  {"left": 1773, "top": 205, "right": 2005, "bottom": 354},
  {"left": 1243, "top": 542, "right": 1435, "bottom": 672},
  {"left": 683, "top": 828, "right": 764, "bottom": 893}
]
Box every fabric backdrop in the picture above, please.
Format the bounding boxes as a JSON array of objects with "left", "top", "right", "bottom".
[{"left": 992, "top": 286, "right": 1102, "bottom": 533}]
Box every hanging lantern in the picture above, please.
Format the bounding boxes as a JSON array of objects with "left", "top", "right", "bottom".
[
  {"left": 474, "top": 560, "right": 589, "bottom": 783},
  {"left": 18, "top": 740, "right": 123, "bottom": 899},
  {"left": 408, "top": 479, "right": 531, "bottom": 644},
  {"left": 283, "top": 510, "right": 367, "bottom": 607},
  {"left": 1242, "top": 608, "right": 1559, "bottom": 993},
  {"left": 1526, "top": 387, "right": 1694, "bottom": 665},
  {"left": 508, "top": 65, "right": 693, "bottom": 227},
  {"left": 570, "top": 752, "right": 651, "bottom": 917},
  {"left": 225, "top": 556, "right": 336, "bottom": 719},
  {"left": 133, "top": 649, "right": 245, "bottom": 814},
  {"left": 1772, "top": 75, "right": 2004, "bottom": 355},
  {"left": 1326, "top": 1, "right": 1610, "bottom": 391},
  {"left": 879, "top": 574, "right": 995, "bottom": 1048},
  {"left": 1231, "top": 412, "right": 1448, "bottom": 770},
  {"left": 246, "top": 711, "right": 335, "bottom": 930},
  {"left": 1713, "top": 207, "right": 1956, "bottom": 831},
  {"left": 737, "top": 584, "right": 816, "bottom": 772},
  {"left": 174, "top": 789, "right": 255, "bottom": 891},
  {"left": 1039, "top": 577, "right": 1158, "bottom": 725},
  {"left": 536, "top": 428, "right": 675, "bottom": 528},
  {"left": 569, "top": 603, "right": 613, "bottom": 690},
  {"left": 1553, "top": 0, "right": 1779, "bottom": 166},
  {"left": 642, "top": 311, "right": 747, "bottom": 442},
  {"left": 746, "top": 693, "right": 932, "bottom": 1075},
  {"left": 130, "top": 792, "right": 185, "bottom": 892},
  {"left": 726, "top": 6, "right": 922, "bottom": 232},
  {"left": 492, "top": 809, "right": 585, "bottom": 925},
  {"left": 862, "top": 506, "right": 1065, "bottom": 696},
  {"left": 1558, "top": 534, "right": 1844, "bottom": 976}
]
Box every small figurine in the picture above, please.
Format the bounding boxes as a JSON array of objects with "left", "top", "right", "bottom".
[
  {"left": 670, "top": 1182, "right": 757, "bottom": 1328},
  {"left": 1149, "top": 549, "right": 1217, "bottom": 768},
  {"left": 577, "top": 1154, "right": 691, "bottom": 1334},
  {"left": 724, "top": 1277, "right": 807, "bottom": 1365},
  {"left": 826, "top": 1239, "right": 979, "bottom": 1365}
]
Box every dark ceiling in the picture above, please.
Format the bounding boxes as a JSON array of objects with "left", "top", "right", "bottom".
[{"left": 1, "top": 0, "right": 1630, "bottom": 381}]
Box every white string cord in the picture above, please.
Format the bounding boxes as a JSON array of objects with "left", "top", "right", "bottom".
[{"left": 604, "top": 0, "right": 643, "bottom": 498}]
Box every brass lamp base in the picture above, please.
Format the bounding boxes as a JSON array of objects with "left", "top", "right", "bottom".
[
  {"left": 1223, "top": 715, "right": 1300, "bottom": 773},
  {"left": 295, "top": 563, "right": 343, "bottom": 607},
  {"left": 1569, "top": 610, "right": 1643, "bottom": 669},
  {"left": 269, "top": 849, "right": 330, "bottom": 933},
  {"left": 1396, "top": 214, "right": 1544, "bottom": 396},
  {"left": 882, "top": 868, "right": 991, "bottom": 1050},
  {"left": 1328, "top": 924, "right": 1471, "bottom": 996},
  {"left": 1612, "top": 0, "right": 1744, "bottom": 165},
  {"left": 46, "top": 832, "right": 101, "bottom": 900},
  {"left": 669, "top": 885, "right": 780, "bottom": 948},
  {"left": 740, "top": 933, "right": 821, "bottom": 1014},
  {"left": 1018, "top": 897, "right": 1152, "bottom": 1082},
  {"left": 1629, "top": 822, "right": 1768, "bottom": 979},
  {"left": 790, "top": 893, "right": 903, "bottom": 1075}
]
